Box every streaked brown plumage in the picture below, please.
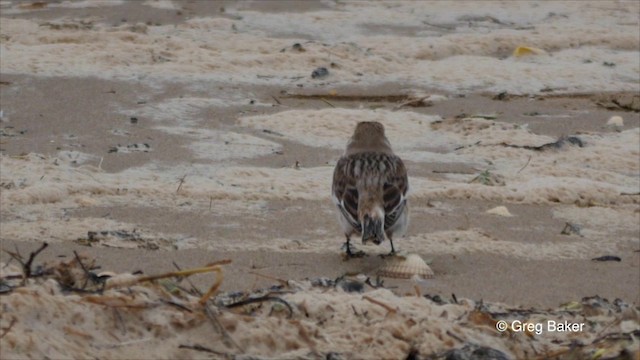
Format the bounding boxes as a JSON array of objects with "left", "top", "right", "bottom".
[{"left": 332, "top": 121, "right": 409, "bottom": 257}]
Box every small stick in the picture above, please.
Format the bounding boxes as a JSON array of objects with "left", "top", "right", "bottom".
[
  {"left": 198, "top": 267, "right": 223, "bottom": 306},
  {"left": 112, "top": 308, "right": 127, "bottom": 336},
  {"left": 271, "top": 95, "right": 281, "bottom": 105},
  {"left": 100, "top": 338, "right": 154, "bottom": 349},
  {"left": 0, "top": 317, "right": 17, "bottom": 339},
  {"left": 162, "top": 299, "right": 193, "bottom": 312},
  {"left": 226, "top": 295, "right": 294, "bottom": 318},
  {"left": 320, "top": 97, "right": 335, "bottom": 108},
  {"left": 394, "top": 96, "right": 430, "bottom": 110},
  {"left": 73, "top": 250, "right": 92, "bottom": 289},
  {"left": 446, "top": 330, "right": 464, "bottom": 343},
  {"left": 517, "top": 155, "right": 532, "bottom": 174},
  {"left": 172, "top": 261, "right": 202, "bottom": 296},
  {"left": 176, "top": 175, "right": 187, "bottom": 193},
  {"left": 248, "top": 271, "right": 289, "bottom": 286},
  {"left": 105, "top": 260, "right": 231, "bottom": 306},
  {"left": 135, "top": 259, "right": 231, "bottom": 283},
  {"left": 24, "top": 242, "right": 48, "bottom": 278},
  {"left": 178, "top": 344, "right": 227, "bottom": 355},
  {"left": 363, "top": 295, "right": 397, "bottom": 314},
  {"left": 203, "top": 305, "right": 242, "bottom": 351}
]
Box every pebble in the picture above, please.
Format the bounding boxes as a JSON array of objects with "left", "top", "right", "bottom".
[
  {"left": 606, "top": 115, "right": 624, "bottom": 127},
  {"left": 311, "top": 67, "right": 329, "bottom": 79}
]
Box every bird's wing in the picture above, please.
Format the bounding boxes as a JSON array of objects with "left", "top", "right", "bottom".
[
  {"left": 332, "top": 156, "right": 360, "bottom": 230},
  {"left": 382, "top": 155, "right": 408, "bottom": 230}
]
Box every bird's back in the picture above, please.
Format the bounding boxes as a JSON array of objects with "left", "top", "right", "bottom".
[{"left": 332, "top": 151, "right": 408, "bottom": 242}]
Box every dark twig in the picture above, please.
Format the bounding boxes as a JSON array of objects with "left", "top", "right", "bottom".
[
  {"left": 25, "top": 242, "right": 49, "bottom": 277},
  {"left": 0, "top": 317, "right": 17, "bottom": 339},
  {"left": 204, "top": 305, "right": 241, "bottom": 352},
  {"left": 172, "top": 261, "right": 203, "bottom": 296},
  {"left": 178, "top": 344, "right": 229, "bottom": 356},
  {"left": 225, "top": 295, "right": 294, "bottom": 318},
  {"left": 23, "top": 242, "right": 48, "bottom": 278},
  {"left": 161, "top": 299, "right": 193, "bottom": 312},
  {"left": 73, "top": 250, "right": 92, "bottom": 290},
  {"left": 320, "top": 97, "right": 335, "bottom": 108},
  {"left": 446, "top": 330, "right": 465, "bottom": 343},
  {"left": 517, "top": 155, "right": 532, "bottom": 174},
  {"left": 364, "top": 276, "right": 385, "bottom": 289},
  {"left": 176, "top": 175, "right": 187, "bottom": 193}
]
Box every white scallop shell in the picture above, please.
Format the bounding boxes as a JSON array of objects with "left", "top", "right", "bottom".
[
  {"left": 607, "top": 115, "right": 624, "bottom": 127},
  {"left": 377, "top": 254, "right": 434, "bottom": 279},
  {"left": 486, "top": 205, "right": 513, "bottom": 217}
]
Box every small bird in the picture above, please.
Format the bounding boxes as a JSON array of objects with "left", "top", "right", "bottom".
[{"left": 331, "top": 121, "right": 409, "bottom": 258}]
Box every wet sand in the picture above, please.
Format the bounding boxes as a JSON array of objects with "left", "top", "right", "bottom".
[{"left": 1, "top": 1, "right": 639, "bottom": 359}]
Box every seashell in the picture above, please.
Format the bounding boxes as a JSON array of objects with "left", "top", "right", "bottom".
[
  {"left": 606, "top": 115, "right": 624, "bottom": 127},
  {"left": 512, "top": 46, "right": 547, "bottom": 57},
  {"left": 486, "top": 205, "right": 513, "bottom": 217},
  {"left": 377, "top": 254, "right": 434, "bottom": 279}
]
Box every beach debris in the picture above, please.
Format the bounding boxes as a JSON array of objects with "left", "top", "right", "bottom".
[
  {"left": 18, "top": 1, "right": 48, "bottom": 9},
  {"left": 591, "top": 255, "right": 622, "bottom": 262},
  {"left": 469, "top": 113, "right": 498, "bottom": 120},
  {"left": 320, "top": 97, "right": 335, "bottom": 108},
  {"left": 493, "top": 91, "right": 509, "bottom": 101},
  {"left": 2, "top": 242, "right": 49, "bottom": 281},
  {"left": 595, "top": 93, "right": 640, "bottom": 112},
  {"left": 280, "top": 42, "right": 306, "bottom": 53},
  {"left": 270, "top": 95, "right": 281, "bottom": 105},
  {"left": 486, "top": 206, "right": 513, "bottom": 217},
  {"left": 394, "top": 95, "right": 434, "bottom": 109},
  {"left": 335, "top": 277, "right": 365, "bottom": 293},
  {"left": 311, "top": 67, "right": 329, "bottom": 79},
  {"left": 469, "top": 170, "right": 505, "bottom": 186},
  {"left": 517, "top": 155, "right": 532, "bottom": 173},
  {"left": 512, "top": 46, "right": 547, "bottom": 57},
  {"left": 108, "top": 143, "right": 151, "bottom": 153},
  {"left": 40, "top": 19, "right": 94, "bottom": 31},
  {"left": 178, "top": 344, "right": 227, "bottom": 356},
  {"left": 560, "top": 222, "right": 582, "bottom": 236},
  {"left": 2, "top": 248, "right": 639, "bottom": 360},
  {"left": 606, "top": 115, "right": 624, "bottom": 127},
  {"left": 225, "top": 295, "right": 294, "bottom": 318},
  {"left": 176, "top": 174, "right": 187, "bottom": 193},
  {"left": 130, "top": 116, "right": 138, "bottom": 124},
  {"left": 0, "top": 127, "right": 27, "bottom": 137},
  {"left": 291, "top": 43, "right": 305, "bottom": 52},
  {"left": 262, "top": 128, "right": 284, "bottom": 137},
  {"left": 441, "top": 344, "right": 510, "bottom": 360},
  {"left": 325, "top": 352, "right": 344, "bottom": 360},
  {"left": 424, "top": 294, "right": 446, "bottom": 305},
  {"left": 75, "top": 230, "right": 168, "bottom": 250},
  {"left": 603, "top": 61, "right": 616, "bottom": 67},
  {"left": 500, "top": 135, "right": 584, "bottom": 151},
  {"left": 377, "top": 253, "right": 434, "bottom": 279}
]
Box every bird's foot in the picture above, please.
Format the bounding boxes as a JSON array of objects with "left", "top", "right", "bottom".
[
  {"left": 378, "top": 250, "right": 397, "bottom": 259},
  {"left": 341, "top": 242, "right": 367, "bottom": 259}
]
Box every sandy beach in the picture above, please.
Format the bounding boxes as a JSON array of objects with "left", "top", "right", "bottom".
[{"left": 1, "top": 1, "right": 639, "bottom": 359}]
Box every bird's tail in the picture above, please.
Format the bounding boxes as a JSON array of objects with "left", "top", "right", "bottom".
[{"left": 361, "top": 213, "right": 385, "bottom": 245}]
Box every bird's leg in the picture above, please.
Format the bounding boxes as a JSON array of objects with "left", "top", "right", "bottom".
[
  {"left": 343, "top": 235, "right": 366, "bottom": 259},
  {"left": 379, "top": 237, "right": 397, "bottom": 258}
]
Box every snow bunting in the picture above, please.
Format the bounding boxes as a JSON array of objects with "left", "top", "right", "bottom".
[{"left": 332, "top": 121, "right": 409, "bottom": 257}]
